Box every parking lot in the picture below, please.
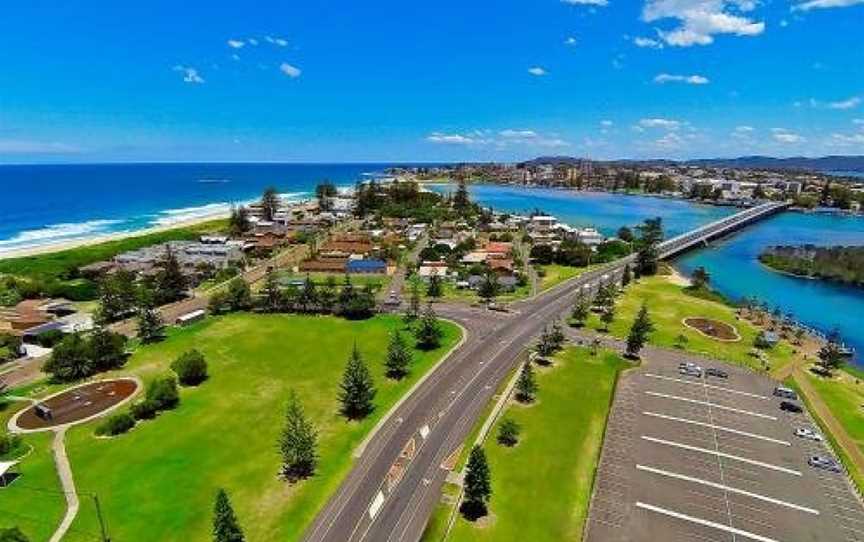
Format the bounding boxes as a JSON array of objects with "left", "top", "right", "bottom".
[{"left": 585, "top": 352, "right": 864, "bottom": 542}]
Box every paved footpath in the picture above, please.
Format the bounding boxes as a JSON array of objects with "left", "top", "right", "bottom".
[{"left": 48, "top": 427, "right": 79, "bottom": 542}]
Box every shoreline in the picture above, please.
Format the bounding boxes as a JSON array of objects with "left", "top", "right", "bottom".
[{"left": 0, "top": 211, "right": 230, "bottom": 261}]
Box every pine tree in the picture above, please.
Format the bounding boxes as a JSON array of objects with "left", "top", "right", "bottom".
[
  {"left": 212, "top": 489, "right": 245, "bottom": 542},
  {"left": 415, "top": 304, "right": 443, "bottom": 350},
  {"left": 453, "top": 179, "right": 472, "bottom": 215},
  {"left": 461, "top": 446, "right": 492, "bottom": 519},
  {"left": 279, "top": 390, "right": 318, "bottom": 480},
  {"left": 228, "top": 205, "right": 251, "bottom": 236},
  {"left": 260, "top": 186, "right": 281, "bottom": 221},
  {"left": 515, "top": 362, "right": 537, "bottom": 403},
  {"left": 571, "top": 292, "right": 590, "bottom": 327},
  {"left": 137, "top": 292, "right": 164, "bottom": 344},
  {"left": 261, "top": 269, "right": 283, "bottom": 313},
  {"left": 338, "top": 345, "right": 377, "bottom": 419},
  {"left": 426, "top": 274, "right": 443, "bottom": 299},
  {"left": 600, "top": 303, "right": 616, "bottom": 332},
  {"left": 497, "top": 418, "right": 521, "bottom": 447},
  {"left": 621, "top": 264, "right": 632, "bottom": 287},
  {"left": 477, "top": 271, "right": 500, "bottom": 305},
  {"left": 156, "top": 245, "right": 188, "bottom": 304},
  {"left": 550, "top": 321, "right": 565, "bottom": 350},
  {"left": 227, "top": 277, "right": 252, "bottom": 311},
  {"left": 626, "top": 304, "right": 654, "bottom": 358},
  {"left": 385, "top": 330, "right": 412, "bottom": 380}
]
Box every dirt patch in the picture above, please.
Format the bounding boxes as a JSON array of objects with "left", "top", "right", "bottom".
[
  {"left": 683, "top": 317, "right": 741, "bottom": 342},
  {"left": 13, "top": 378, "right": 139, "bottom": 431}
]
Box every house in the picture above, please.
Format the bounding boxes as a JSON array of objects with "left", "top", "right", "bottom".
[
  {"left": 461, "top": 251, "right": 489, "bottom": 265},
  {"left": 530, "top": 216, "right": 558, "bottom": 233},
  {"left": 485, "top": 242, "right": 512, "bottom": 257},
  {"left": 346, "top": 259, "right": 387, "bottom": 275},
  {"left": 299, "top": 258, "right": 348, "bottom": 273},
  {"left": 418, "top": 262, "right": 449, "bottom": 280},
  {"left": 176, "top": 309, "right": 206, "bottom": 326}
]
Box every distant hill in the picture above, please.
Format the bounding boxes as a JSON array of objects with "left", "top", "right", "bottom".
[{"left": 524, "top": 155, "right": 864, "bottom": 173}]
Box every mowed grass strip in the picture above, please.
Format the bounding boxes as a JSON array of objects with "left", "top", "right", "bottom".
[
  {"left": 8, "top": 313, "right": 459, "bottom": 542},
  {"left": 446, "top": 347, "right": 628, "bottom": 542},
  {"left": 537, "top": 264, "right": 596, "bottom": 293},
  {"left": 585, "top": 275, "right": 796, "bottom": 374}
]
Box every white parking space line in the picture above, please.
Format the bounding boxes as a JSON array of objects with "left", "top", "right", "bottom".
[
  {"left": 368, "top": 490, "right": 385, "bottom": 520},
  {"left": 645, "top": 391, "right": 777, "bottom": 420},
  {"left": 636, "top": 502, "right": 780, "bottom": 542},
  {"left": 643, "top": 411, "right": 790, "bottom": 446},
  {"left": 645, "top": 373, "right": 769, "bottom": 400},
  {"left": 636, "top": 465, "right": 819, "bottom": 515},
  {"left": 641, "top": 435, "right": 801, "bottom": 476}
]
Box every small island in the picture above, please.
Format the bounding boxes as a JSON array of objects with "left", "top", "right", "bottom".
[{"left": 759, "top": 245, "right": 864, "bottom": 287}]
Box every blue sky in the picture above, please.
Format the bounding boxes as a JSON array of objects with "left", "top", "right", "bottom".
[{"left": 1, "top": 0, "right": 863, "bottom": 163}]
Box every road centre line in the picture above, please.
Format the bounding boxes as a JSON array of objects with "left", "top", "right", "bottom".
[
  {"left": 645, "top": 391, "right": 777, "bottom": 420},
  {"left": 641, "top": 435, "right": 800, "bottom": 475},
  {"left": 644, "top": 373, "right": 770, "bottom": 400},
  {"left": 636, "top": 465, "right": 818, "bottom": 515}
]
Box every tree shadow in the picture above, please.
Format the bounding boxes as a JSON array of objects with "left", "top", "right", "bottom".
[{"left": 460, "top": 500, "right": 488, "bottom": 521}]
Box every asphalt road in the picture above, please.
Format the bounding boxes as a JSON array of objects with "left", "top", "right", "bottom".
[{"left": 302, "top": 202, "right": 801, "bottom": 542}]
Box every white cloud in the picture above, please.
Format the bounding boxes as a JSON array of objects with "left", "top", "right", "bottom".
[
  {"left": 793, "top": 0, "right": 864, "bottom": 11},
  {"left": 426, "top": 133, "right": 479, "bottom": 145},
  {"left": 735, "top": 125, "right": 754, "bottom": 132},
  {"left": 562, "top": 0, "right": 609, "bottom": 5},
  {"left": 565, "top": 37, "right": 578, "bottom": 46},
  {"left": 231, "top": 54, "right": 241, "bottom": 61},
  {"left": 828, "top": 96, "right": 862, "bottom": 110},
  {"left": 638, "top": 117, "right": 683, "bottom": 130},
  {"left": 0, "top": 140, "right": 80, "bottom": 154},
  {"left": 853, "top": 118, "right": 864, "bottom": 125},
  {"left": 643, "top": 0, "right": 765, "bottom": 47},
  {"left": 265, "top": 36, "right": 289, "bottom": 47},
  {"left": 173, "top": 65, "right": 205, "bottom": 84},
  {"left": 655, "top": 131, "right": 687, "bottom": 148},
  {"left": 247, "top": 38, "right": 259, "bottom": 46},
  {"left": 426, "top": 129, "right": 569, "bottom": 148},
  {"left": 601, "top": 120, "right": 615, "bottom": 127},
  {"left": 831, "top": 132, "right": 864, "bottom": 145},
  {"left": 279, "top": 63, "right": 302, "bottom": 78},
  {"left": 528, "top": 66, "right": 548, "bottom": 76},
  {"left": 227, "top": 39, "right": 246, "bottom": 49},
  {"left": 654, "top": 73, "right": 710, "bottom": 85},
  {"left": 772, "top": 128, "right": 804, "bottom": 143},
  {"left": 634, "top": 36, "right": 665, "bottom": 48}
]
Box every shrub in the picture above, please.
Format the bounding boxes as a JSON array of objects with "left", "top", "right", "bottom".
[
  {"left": 130, "top": 400, "right": 158, "bottom": 420},
  {"left": 0, "top": 526, "right": 29, "bottom": 542},
  {"left": 0, "top": 431, "right": 23, "bottom": 458},
  {"left": 95, "top": 413, "right": 135, "bottom": 436},
  {"left": 171, "top": 350, "right": 209, "bottom": 386},
  {"left": 34, "top": 329, "right": 65, "bottom": 348},
  {"left": 147, "top": 376, "right": 180, "bottom": 411}
]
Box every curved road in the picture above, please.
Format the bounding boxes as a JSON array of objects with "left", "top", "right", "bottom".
[{"left": 302, "top": 202, "right": 789, "bottom": 542}]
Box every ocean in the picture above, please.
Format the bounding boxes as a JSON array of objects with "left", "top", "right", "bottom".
[{"left": 0, "top": 163, "right": 388, "bottom": 255}]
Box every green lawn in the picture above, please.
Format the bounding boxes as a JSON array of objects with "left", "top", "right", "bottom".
[
  {"left": 443, "top": 347, "right": 628, "bottom": 542},
  {"left": 0, "top": 313, "right": 460, "bottom": 542},
  {"left": 537, "top": 264, "right": 597, "bottom": 292},
  {"left": 584, "top": 275, "right": 796, "bottom": 374}
]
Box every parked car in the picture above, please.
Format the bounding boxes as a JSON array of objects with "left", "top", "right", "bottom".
[
  {"left": 773, "top": 386, "right": 798, "bottom": 400},
  {"left": 706, "top": 367, "right": 729, "bottom": 379},
  {"left": 795, "top": 428, "right": 824, "bottom": 442},
  {"left": 679, "top": 361, "right": 702, "bottom": 371},
  {"left": 780, "top": 401, "right": 803, "bottom": 413},
  {"left": 679, "top": 367, "right": 703, "bottom": 378},
  {"left": 808, "top": 456, "right": 842, "bottom": 473}
]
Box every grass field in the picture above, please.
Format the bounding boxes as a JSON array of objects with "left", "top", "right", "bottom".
[
  {"left": 0, "top": 313, "right": 460, "bottom": 542},
  {"left": 0, "top": 219, "right": 227, "bottom": 301},
  {"left": 537, "top": 264, "right": 597, "bottom": 293},
  {"left": 584, "top": 275, "right": 796, "bottom": 374},
  {"left": 437, "top": 347, "right": 628, "bottom": 542}
]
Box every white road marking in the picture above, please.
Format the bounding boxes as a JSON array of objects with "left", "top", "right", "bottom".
[
  {"left": 368, "top": 490, "right": 385, "bottom": 520},
  {"left": 644, "top": 373, "right": 769, "bottom": 400},
  {"left": 645, "top": 391, "right": 777, "bottom": 420},
  {"left": 636, "top": 465, "right": 818, "bottom": 515},
  {"left": 642, "top": 411, "right": 790, "bottom": 446},
  {"left": 419, "top": 424, "right": 430, "bottom": 440},
  {"left": 636, "top": 502, "right": 780, "bottom": 542},
  {"left": 641, "top": 435, "right": 800, "bottom": 475}
]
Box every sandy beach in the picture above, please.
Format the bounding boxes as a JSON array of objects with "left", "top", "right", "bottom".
[{"left": 0, "top": 210, "right": 230, "bottom": 261}]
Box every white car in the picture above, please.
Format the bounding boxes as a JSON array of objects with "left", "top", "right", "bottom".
[{"left": 795, "top": 428, "right": 824, "bottom": 442}]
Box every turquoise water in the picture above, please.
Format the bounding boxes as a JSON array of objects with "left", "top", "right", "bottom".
[{"left": 449, "top": 184, "right": 864, "bottom": 365}]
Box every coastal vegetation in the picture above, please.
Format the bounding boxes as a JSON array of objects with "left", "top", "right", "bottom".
[
  {"left": 0, "top": 219, "right": 226, "bottom": 303},
  {"left": 585, "top": 274, "right": 796, "bottom": 374},
  {"left": 430, "top": 347, "right": 627, "bottom": 541},
  {"left": 0, "top": 313, "right": 460, "bottom": 542},
  {"left": 759, "top": 245, "right": 864, "bottom": 287}
]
